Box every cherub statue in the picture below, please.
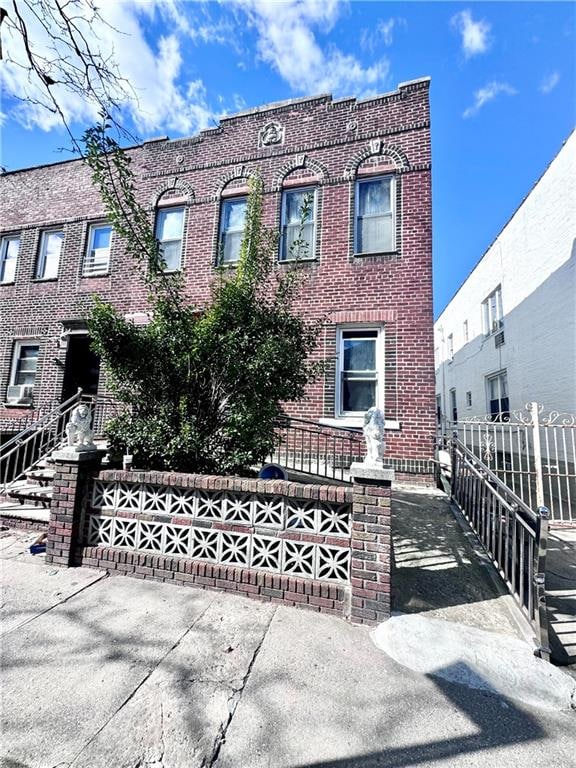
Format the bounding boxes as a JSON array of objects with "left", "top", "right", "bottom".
[
  {"left": 66, "top": 403, "right": 96, "bottom": 450},
  {"left": 363, "top": 407, "right": 385, "bottom": 466}
]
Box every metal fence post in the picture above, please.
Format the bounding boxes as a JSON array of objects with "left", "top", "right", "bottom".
[
  {"left": 531, "top": 402, "right": 545, "bottom": 509},
  {"left": 533, "top": 505, "right": 551, "bottom": 661}
]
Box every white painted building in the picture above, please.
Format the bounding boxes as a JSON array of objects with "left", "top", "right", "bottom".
[{"left": 435, "top": 130, "right": 576, "bottom": 427}]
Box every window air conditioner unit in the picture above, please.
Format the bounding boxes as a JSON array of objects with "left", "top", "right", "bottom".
[{"left": 6, "top": 385, "right": 34, "bottom": 405}]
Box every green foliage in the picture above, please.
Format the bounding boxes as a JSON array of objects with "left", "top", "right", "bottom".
[{"left": 84, "top": 127, "right": 322, "bottom": 473}]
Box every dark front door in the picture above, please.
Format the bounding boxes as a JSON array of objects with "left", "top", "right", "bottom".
[{"left": 61, "top": 335, "right": 100, "bottom": 401}]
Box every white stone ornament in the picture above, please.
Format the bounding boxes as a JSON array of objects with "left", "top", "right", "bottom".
[
  {"left": 65, "top": 403, "right": 96, "bottom": 450},
  {"left": 259, "top": 121, "right": 285, "bottom": 147},
  {"left": 363, "top": 407, "right": 385, "bottom": 466}
]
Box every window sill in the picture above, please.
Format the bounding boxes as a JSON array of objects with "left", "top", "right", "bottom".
[
  {"left": 0, "top": 281, "right": 15, "bottom": 286},
  {"left": 353, "top": 251, "right": 398, "bottom": 258},
  {"left": 215, "top": 261, "right": 239, "bottom": 270},
  {"left": 81, "top": 272, "right": 110, "bottom": 279},
  {"left": 31, "top": 277, "right": 59, "bottom": 283},
  {"left": 319, "top": 417, "right": 401, "bottom": 431},
  {"left": 2, "top": 402, "right": 34, "bottom": 409},
  {"left": 278, "top": 257, "right": 319, "bottom": 265}
]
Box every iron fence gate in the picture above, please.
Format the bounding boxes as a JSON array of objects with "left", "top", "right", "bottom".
[
  {"left": 451, "top": 437, "right": 550, "bottom": 659},
  {"left": 446, "top": 403, "right": 576, "bottom": 525}
]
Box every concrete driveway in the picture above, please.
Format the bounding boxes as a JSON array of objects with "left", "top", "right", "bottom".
[{"left": 1, "top": 524, "right": 575, "bottom": 768}]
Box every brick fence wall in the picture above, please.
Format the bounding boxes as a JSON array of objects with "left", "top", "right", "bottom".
[{"left": 45, "top": 452, "right": 393, "bottom": 625}]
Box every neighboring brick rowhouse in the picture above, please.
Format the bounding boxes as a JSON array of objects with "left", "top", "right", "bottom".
[
  {"left": 45, "top": 455, "right": 392, "bottom": 624},
  {"left": 1, "top": 79, "right": 435, "bottom": 466}
]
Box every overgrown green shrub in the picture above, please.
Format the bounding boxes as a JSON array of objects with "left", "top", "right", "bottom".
[{"left": 84, "top": 125, "right": 322, "bottom": 473}]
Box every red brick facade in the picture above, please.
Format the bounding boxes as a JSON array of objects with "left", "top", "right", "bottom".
[{"left": 0, "top": 79, "right": 434, "bottom": 464}]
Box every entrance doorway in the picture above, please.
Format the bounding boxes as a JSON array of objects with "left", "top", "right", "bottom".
[{"left": 61, "top": 335, "right": 100, "bottom": 401}]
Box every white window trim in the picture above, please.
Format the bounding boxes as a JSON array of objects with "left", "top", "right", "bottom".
[
  {"left": 155, "top": 207, "right": 185, "bottom": 272},
  {"left": 335, "top": 325, "right": 385, "bottom": 419},
  {"left": 36, "top": 229, "right": 63, "bottom": 280},
  {"left": 218, "top": 196, "right": 247, "bottom": 265},
  {"left": 83, "top": 223, "right": 112, "bottom": 276},
  {"left": 7, "top": 340, "right": 40, "bottom": 404},
  {"left": 354, "top": 175, "right": 396, "bottom": 256},
  {"left": 0, "top": 235, "right": 20, "bottom": 284},
  {"left": 279, "top": 186, "right": 317, "bottom": 262},
  {"left": 482, "top": 285, "right": 504, "bottom": 335},
  {"left": 485, "top": 370, "right": 509, "bottom": 416}
]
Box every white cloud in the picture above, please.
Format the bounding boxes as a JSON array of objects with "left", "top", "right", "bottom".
[
  {"left": 0, "top": 0, "right": 220, "bottom": 136},
  {"left": 451, "top": 9, "right": 491, "bottom": 58},
  {"left": 361, "top": 16, "right": 406, "bottom": 53},
  {"left": 234, "top": 0, "right": 389, "bottom": 97},
  {"left": 463, "top": 81, "right": 517, "bottom": 118},
  {"left": 540, "top": 71, "right": 560, "bottom": 94}
]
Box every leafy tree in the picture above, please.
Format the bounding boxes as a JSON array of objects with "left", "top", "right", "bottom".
[{"left": 84, "top": 124, "right": 322, "bottom": 474}]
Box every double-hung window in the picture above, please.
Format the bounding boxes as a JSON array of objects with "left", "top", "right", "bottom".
[
  {"left": 487, "top": 371, "right": 509, "bottom": 421},
  {"left": 0, "top": 235, "right": 20, "bottom": 284},
  {"left": 355, "top": 176, "right": 395, "bottom": 254},
  {"left": 83, "top": 224, "right": 112, "bottom": 276},
  {"left": 7, "top": 342, "right": 39, "bottom": 404},
  {"left": 337, "top": 328, "right": 383, "bottom": 416},
  {"left": 218, "top": 197, "right": 247, "bottom": 264},
  {"left": 280, "top": 188, "right": 316, "bottom": 261},
  {"left": 36, "top": 230, "right": 63, "bottom": 280},
  {"left": 450, "top": 388, "right": 458, "bottom": 423},
  {"left": 155, "top": 207, "right": 184, "bottom": 271},
  {"left": 482, "top": 286, "right": 503, "bottom": 334}
]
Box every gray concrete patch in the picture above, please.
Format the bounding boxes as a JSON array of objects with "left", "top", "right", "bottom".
[
  {"left": 1, "top": 530, "right": 105, "bottom": 635},
  {"left": 0, "top": 576, "right": 216, "bottom": 768},
  {"left": 372, "top": 614, "right": 576, "bottom": 712},
  {"left": 392, "top": 490, "right": 525, "bottom": 638},
  {"left": 215, "top": 605, "right": 576, "bottom": 768},
  {"left": 68, "top": 595, "right": 276, "bottom": 768}
]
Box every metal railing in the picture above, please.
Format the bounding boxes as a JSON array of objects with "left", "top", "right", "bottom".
[
  {"left": 451, "top": 436, "right": 550, "bottom": 659},
  {"left": 270, "top": 416, "right": 365, "bottom": 482},
  {"left": 446, "top": 403, "right": 576, "bottom": 525},
  {"left": 0, "top": 391, "right": 122, "bottom": 494}
]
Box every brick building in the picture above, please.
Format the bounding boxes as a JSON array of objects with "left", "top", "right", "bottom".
[{"left": 0, "top": 78, "right": 435, "bottom": 470}]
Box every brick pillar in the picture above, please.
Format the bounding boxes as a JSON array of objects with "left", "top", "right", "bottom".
[
  {"left": 45, "top": 448, "right": 101, "bottom": 567},
  {"left": 349, "top": 463, "right": 394, "bottom": 625}
]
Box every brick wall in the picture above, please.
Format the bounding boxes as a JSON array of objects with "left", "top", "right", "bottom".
[
  {"left": 0, "top": 79, "right": 435, "bottom": 463},
  {"left": 45, "top": 457, "right": 392, "bottom": 624}
]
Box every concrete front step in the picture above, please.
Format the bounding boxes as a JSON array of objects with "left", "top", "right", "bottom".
[{"left": 8, "top": 485, "right": 53, "bottom": 508}]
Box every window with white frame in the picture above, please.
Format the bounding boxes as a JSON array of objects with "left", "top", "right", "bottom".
[
  {"left": 7, "top": 342, "right": 39, "bottom": 404},
  {"left": 218, "top": 197, "right": 247, "bottom": 264},
  {"left": 482, "top": 286, "right": 503, "bottom": 334},
  {"left": 155, "top": 207, "right": 184, "bottom": 271},
  {"left": 447, "top": 333, "right": 454, "bottom": 360},
  {"left": 355, "top": 176, "right": 395, "bottom": 254},
  {"left": 83, "top": 224, "right": 112, "bottom": 276},
  {"left": 36, "top": 230, "right": 63, "bottom": 280},
  {"left": 280, "top": 187, "right": 316, "bottom": 261},
  {"left": 337, "top": 328, "right": 383, "bottom": 416},
  {"left": 486, "top": 371, "right": 509, "bottom": 421},
  {"left": 0, "top": 235, "right": 20, "bottom": 284}
]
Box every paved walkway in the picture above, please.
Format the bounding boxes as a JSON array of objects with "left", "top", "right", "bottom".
[
  {"left": 547, "top": 528, "right": 576, "bottom": 665},
  {"left": 1, "top": 492, "right": 575, "bottom": 768}
]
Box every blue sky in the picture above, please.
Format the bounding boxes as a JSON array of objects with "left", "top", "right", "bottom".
[{"left": 1, "top": 1, "right": 574, "bottom": 316}]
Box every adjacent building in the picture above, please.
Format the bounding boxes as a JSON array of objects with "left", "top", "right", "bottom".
[
  {"left": 435, "top": 130, "right": 576, "bottom": 428},
  {"left": 1, "top": 79, "right": 435, "bottom": 475}
]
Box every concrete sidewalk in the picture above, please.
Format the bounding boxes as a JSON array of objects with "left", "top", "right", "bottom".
[{"left": 1, "top": 505, "right": 575, "bottom": 768}]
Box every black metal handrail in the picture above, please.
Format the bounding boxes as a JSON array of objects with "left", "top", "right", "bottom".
[
  {"left": 451, "top": 436, "right": 550, "bottom": 660},
  {"left": 271, "top": 415, "right": 364, "bottom": 482}
]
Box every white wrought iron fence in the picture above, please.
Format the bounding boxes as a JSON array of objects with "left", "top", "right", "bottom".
[{"left": 449, "top": 403, "right": 576, "bottom": 525}]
